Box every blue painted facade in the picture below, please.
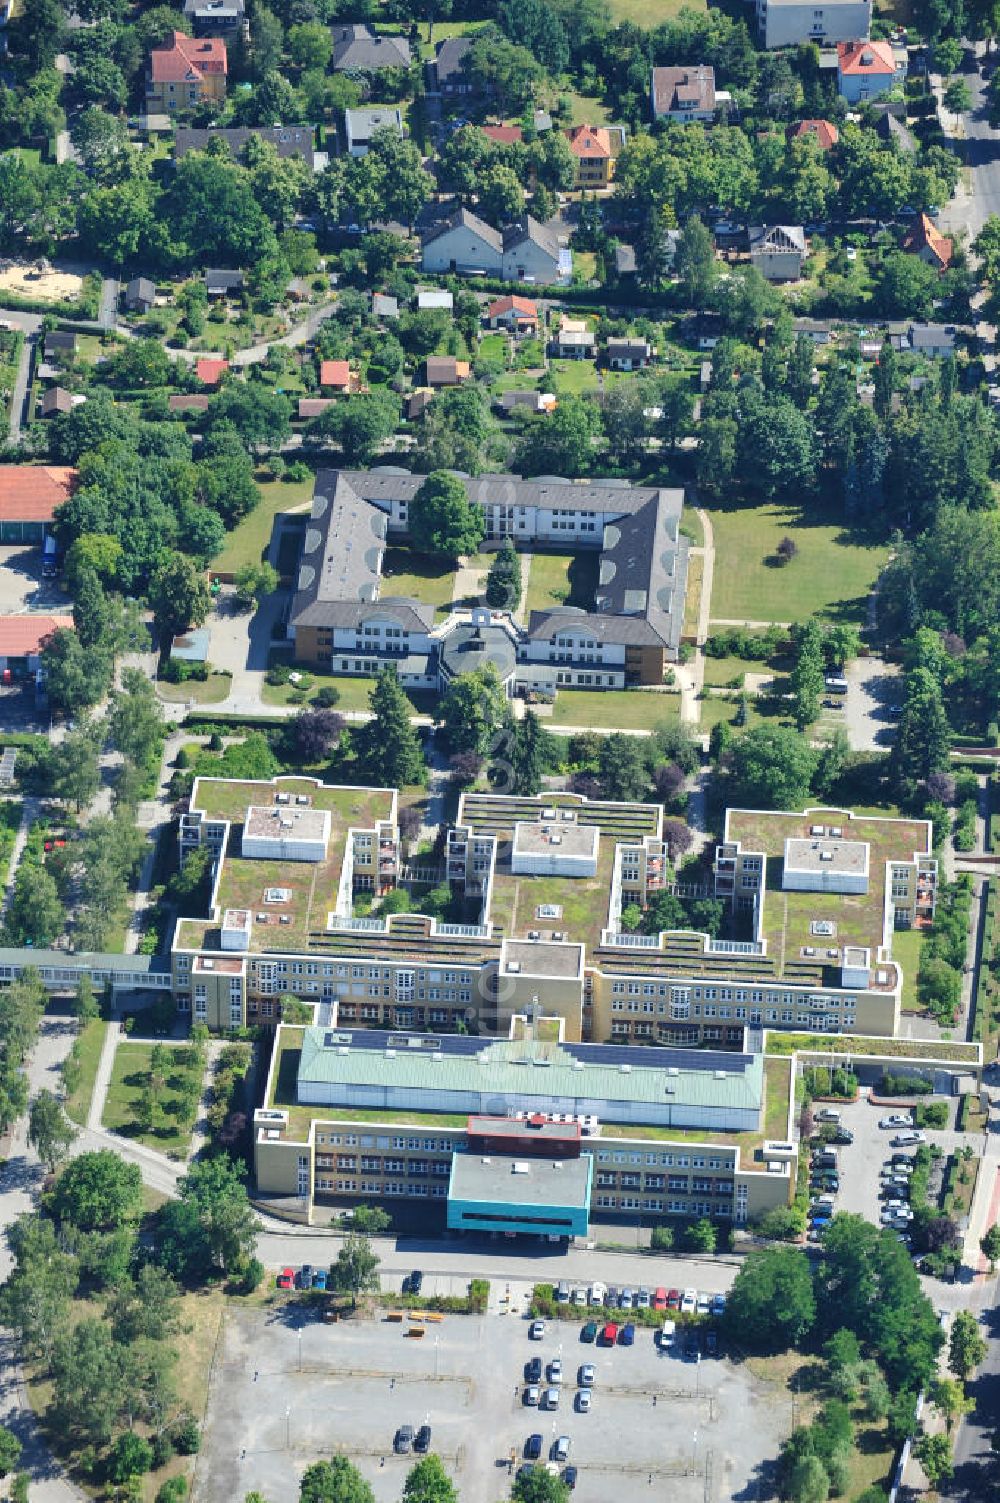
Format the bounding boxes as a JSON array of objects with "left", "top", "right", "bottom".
[{"left": 445, "top": 1153, "right": 593, "bottom": 1238}]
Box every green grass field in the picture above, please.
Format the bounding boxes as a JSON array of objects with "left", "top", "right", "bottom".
[
  {"left": 548, "top": 688, "right": 682, "bottom": 730},
  {"left": 213, "top": 471, "right": 316, "bottom": 575},
  {"left": 101, "top": 1041, "right": 200, "bottom": 1159},
  {"left": 381, "top": 547, "right": 456, "bottom": 612},
  {"left": 263, "top": 673, "right": 380, "bottom": 711},
  {"left": 707, "top": 503, "right": 889, "bottom": 625},
  {"left": 605, "top": 0, "right": 703, "bottom": 21},
  {"left": 157, "top": 674, "right": 232, "bottom": 705},
  {"left": 64, "top": 1019, "right": 108, "bottom": 1127},
  {"left": 892, "top": 925, "right": 927, "bottom": 1012}
]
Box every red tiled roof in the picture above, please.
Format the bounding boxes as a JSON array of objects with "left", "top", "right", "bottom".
[
  {"left": 319, "top": 360, "right": 351, "bottom": 389},
  {"left": 837, "top": 40, "right": 896, "bottom": 75},
  {"left": 904, "top": 213, "right": 953, "bottom": 269},
  {"left": 150, "top": 31, "right": 227, "bottom": 84},
  {"left": 195, "top": 358, "right": 229, "bottom": 386},
  {"left": 487, "top": 295, "right": 538, "bottom": 319},
  {"left": 482, "top": 125, "right": 523, "bottom": 145},
  {"left": 0, "top": 615, "right": 73, "bottom": 657},
  {"left": 565, "top": 123, "right": 612, "bottom": 159},
  {"left": 792, "top": 118, "right": 839, "bottom": 150},
  {"left": 0, "top": 466, "right": 77, "bottom": 522}
]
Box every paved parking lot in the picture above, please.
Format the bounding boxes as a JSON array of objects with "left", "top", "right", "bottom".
[
  {"left": 812, "top": 1092, "right": 966, "bottom": 1227},
  {"left": 0, "top": 544, "right": 66, "bottom": 614},
  {"left": 196, "top": 1302, "right": 791, "bottom": 1503}
]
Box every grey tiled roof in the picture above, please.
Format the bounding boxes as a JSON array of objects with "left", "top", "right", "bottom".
[
  {"left": 422, "top": 205, "right": 503, "bottom": 254},
  {"left": 292, "top": 597, "right": 434, "bottom": 632},
  {"left": 331, "top": 24, "right": 411, "bottom": 71},
  {"left": 503, "top": 214, "right": 559, "bottom": 261},
  {"left": 175, "top": 125, "right": 320, "bottom": 168},
  {"left": 290, "top": 473, "right": 387, "bottom": 624},
  {"left": 526, "top": 609, "right": 666, "bottom": 647}
]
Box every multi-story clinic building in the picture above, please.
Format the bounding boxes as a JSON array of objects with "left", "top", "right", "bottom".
[{"left": 164, "top": 774, "right": 939, "bottom": 1226}]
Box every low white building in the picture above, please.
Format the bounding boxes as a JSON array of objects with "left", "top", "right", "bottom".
[
  {"left": 241, "top": 804, "right": 332, "bottom": 863},
  {"left": 511, "top": 819, "right": 600, "bottom": 878}
]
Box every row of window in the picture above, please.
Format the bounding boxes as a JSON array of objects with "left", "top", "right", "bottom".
[
  {"left": 593, "top": 1196, "right": 731, "bottom": 1216},
  {"left": 595, "top": 1173, "right": 732, "bottom": 1194},
  {"left": 315, "top": 1179, "right": 449, "bottom": 1198},
  {"left": 609, "top": 999, "right": 857, "bottom": 1027},
  {"left": 609, "top": 982, "right": 858, "bottom": 1005}
]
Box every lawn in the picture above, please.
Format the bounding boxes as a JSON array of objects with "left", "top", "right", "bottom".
[
  {"left": 707, "top": 502, "right": 889, "bottom": 625},
  {"left": 262, "top": 671, "right": 434, "bottom": 718},
  {"left": 478, "top": 332, "right": 508, "bottom": 364},
  {"left": 381, "top": 547, "right": 456, "bottom": 612},
  {"left": 101, "top": 1041, "right": 201, "bottom": 1159},
  {"left": 683, "top": 551, "right": 704, "bottom": 638},
  {"left": 213, "top": 470, "right": 316, "bottom": 576},
  {"left": 605, "top": 0, "right": 703, "bottom": 20},
  {"left": 548, "top": 688, "right": 683, "bottom": 730},
  {"left": 892, "top": 925, "right": 927, "bottom": 1012},
  {"left": 63, "top": 1019, "right": 108, "bottom": 1127},
  {"left": 548, "top": 359, "right": 599, "bottom": 394},
  {"left": 523, "top": 550, "right": 597, "bottom": 618},
  {"left": 157, "top": 674, "right": 232, "bottom": 705}
]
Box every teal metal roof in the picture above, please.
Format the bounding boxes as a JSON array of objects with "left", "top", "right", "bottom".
[{"left": 297, "top": 1028, "right": 763, "bottom": 1114}]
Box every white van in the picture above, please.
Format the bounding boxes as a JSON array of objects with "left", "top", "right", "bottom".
[
  {"left": 815, "top": 1108, "right": 842, "bottom": 1124},
  {"left": 589, "top": 1282, "right": 607, "bottom": 1307},
  {"left": 659, "top": 1320, "right": 676, "bottom": 1349}
]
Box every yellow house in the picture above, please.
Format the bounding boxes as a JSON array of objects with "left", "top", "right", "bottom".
[
  {"left": 564, "top": 124, "right": 625, "bottom": 189},
  {"left": 147, "top": 31, "right": 228, "bottom": 113}
]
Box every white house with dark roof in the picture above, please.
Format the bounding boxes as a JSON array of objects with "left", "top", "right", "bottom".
[
  {"left": 344, "top": 106, "right": 404, "bottom": 157},
  {"left": 422, "top": 207, "right": 503, "bottom": 275},
  {"left": 749, "top": 225, "right": 807, "bottom": 281}
]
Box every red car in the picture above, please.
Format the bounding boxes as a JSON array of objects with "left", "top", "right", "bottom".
[
  {"left": 653, "top": 1288, "right": 668, "bottom": 1311},
  {"left": 666, "top": 1289, "right": 681, "bottom": 1311},
  {"left": 599, "top": 1323, "right": 618, "bottom": 1346},
  {"left": 276, "top": 1267, "right": 295, "bottom": 1290}
]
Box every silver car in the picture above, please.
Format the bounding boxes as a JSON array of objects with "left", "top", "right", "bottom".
[{"left": 542, "top": 1387, "right": 560, "bottom": 1410}]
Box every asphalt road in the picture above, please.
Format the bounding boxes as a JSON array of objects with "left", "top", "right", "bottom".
[{"left": 943, "top": 46, "right": 1000, "bottom": 243}]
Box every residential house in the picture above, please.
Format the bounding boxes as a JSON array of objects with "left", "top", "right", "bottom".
[
  {"left": 43, "top": 331, "right": 75, "bottom": 362},
  {"left": 195, "top": 358, "right": 230, "bottom": 386},
  {"left": 791, "top": 317, "right": 834, "bottom": 345},
  {"left": 749, "top": 224, "right": 807, "bottom": 281},
  {"left": 425, "top": 357, "right": 470, "bottom": 387},
  {"left": 430, "top": 36, "right": 476, "bottom": 99},
  {"left": 422, "top": 206, "right": 503, "bottom": 276},
  {"left": 0, "top": 466, "right": 77, "bottom": 543},
  {"left": 836, "top": 40, "right": 905, "bottom": 104},
  {"left": 298, "top": 399, "right": 334, "bottom": 420},
  {"left": 174, "top": 124, "right": 324, "bottom": 171},
  {"left": 486, "top": 295, "right": 539, "bottom": 334},
  {"left": 875, "top": 112, "right": 917, "bottom": 154},
  {"left": 498, "top": 390, "right": 556, "bottom": 415},
  {"left": 564, "top": 123, "right": 626, "bottom": 189},
  {"left": 123, "top": 276, "right": 156, "bottom": 313},
  {"left": 405, "top": 390, "right": 433, "bottom": 421},
  {"left": 286, "top": 278, "right": 312, "bottom": 302},
  {"left": 903, "top": 214, "right": 953, "bottom": 271},
  {"left": 900, "top": 323, "right": 958, "bottom": 358},
  {"left": 331, "top": 23, "right": 410, "bottom": 72},
  {"left": 553, "top": 318, "right": 595, "bottom": 360},
  {"left": 169, "top": 628, "right": 210, "bottom": 667},
  {"left": 183, "top": 0, "right": 245, "bottom": 38},
  {"left": 756, "top": 0, "right": 872, "bottom": 48},
  {"left": 146, "top": 31, "right": 227, "bottom": 113},
  {"left": 168, "top": 394, "right": 211, "bottom": 413},
  {"left": 344, "top": 106, "right": 404, "bottom": 157},
  {"left": 614, "top": 244, "right": 637, "bottom": 280},
  {"left": 372, "top": 293, "right": 399, "bottom": 320},
  {"left": 790, "top": 118, "right": 839, "bottom": 150},
  {"left": 501, "top": 216, "right": 566, "bottom": 284},
  {"left": 38, "top": 388, "right": 74, "bottom": 419},
  {"left": 319, "top": 360, "right": 359, "bottom": 392},
  {"left": 482, "top": 124, "right": 523, "bottom": 147},
  {"left": 204, "top": 269, "right": 245, "bottom": 298},
  {"left": 293, "top": 598, "right": 437, "bottom": 688},
  {"left": 606, "top": 337, "right": 652, "bottom": 371},
  {"left": 0, "top": 615, "right": 74, "bottom": 677},
  {"left": 650, "top": 65, "right": 716, "bottom": 122},
  {"left": 417, "top": 289, "right": 453, "bottom": 311}
]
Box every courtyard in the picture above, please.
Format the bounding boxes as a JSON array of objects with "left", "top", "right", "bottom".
[{"left": 195, "top": 1301, "right": 793, "bottom": 1503}]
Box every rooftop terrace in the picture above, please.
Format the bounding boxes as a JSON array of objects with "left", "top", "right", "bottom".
[{"left": 458, "top": 791, "right": 661, "bottom": 843}]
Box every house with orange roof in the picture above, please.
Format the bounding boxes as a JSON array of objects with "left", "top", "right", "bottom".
[
  {"left": 486, "top": 295, "right": 539, "bottom": 334},
  {"left": 318, "top": 360, "right": 366, "bottom": 393},
  {"left": 790, "top": 118, "right": 839, "bottom": 151},
  {"left": 482, "top": 124, "right": 523, "bottom": 147},
  {"left": 836, "top": 40, "right": 905, "bottom": 103},
  {"left": 563, "top": 123, "right": 626, "bottom": 189},
  {"left": 0, "top": 615, "right": 73, "bottom": 676},
  {"left": 147, "top": 31, "right": 227, "bottom": 113},
  {"left": 903, "top": 213, "right": 953, "bottom": 271},
  {"left": 0, "top": 466, "right": 77, "bottom": 542},
  {"left": 195, "top": 358, "right": 230, "bottom": 387}
]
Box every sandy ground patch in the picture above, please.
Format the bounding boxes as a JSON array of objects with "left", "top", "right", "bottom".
[{"left": 0, "top": 262, "right": 84, "bottom": 301}]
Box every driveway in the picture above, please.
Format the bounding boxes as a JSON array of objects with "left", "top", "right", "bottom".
[
  {"left": 200, "top": 586, "right": 290, "bottom": 714},
  {"left": 0, "top": 544, "right": 68, "bottom": 614},
  {"left": 843, "top": 657, "right": 902, "bottom": 752}
]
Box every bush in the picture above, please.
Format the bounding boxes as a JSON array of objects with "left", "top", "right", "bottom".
[
  {"left": 650, "top": 1224, "right": 674, "bottom": 1252},
  {"left": 312, "top": 686, "right": 340, "bottom": 708},
  {"left": 107, "top": 1432, "right": 154, "bottom": 1483},
  {"left": 156, "top": 1478, "right": 188, "bottom": 1503},
  {"left": 150, "top": 1432, "right": 175, "bottom": 1469},
  {"left": 172, "top": 1416, "right": 201, "bottom": 1456},
  {"left": 237, "top": 1256, "right": 264, "bottom": 1293},
  {"left": 266, "top": 664, "right": 291, "bottom": 686},
  {"left": 914, "top": 1102, "right": 949, "bottom": 1130}
]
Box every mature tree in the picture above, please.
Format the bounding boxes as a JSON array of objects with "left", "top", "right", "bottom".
[
  {"left": 177, "top": 1156, "right": 258, "bottom": 1276},
  {"left": 726, "top": 725, "right": 816, "bottom": 810},
  {"left": 465, "top": 25, "right": 541, "bottom": 114},
  {"left": 441, "top": 664, "right": 507, "bottom": 756},
  {"left": 479, "top": 164, "right": 525, "bottom": 225},
  {"left": 73, "top": 974, "right": 100, "bottom": 1024},
  {"left": 50, "top": 1316, "right": 128, "bottom": 1444},
  {"left": 355, "top": 669, "right": 426, "bottom": 788},
  {"left": 307, "top": 388, "right": 400, "bottom": 465},
  {"left": 0, "top": 1426, "right": 21, "bottom": 1478},
  {"left": 980, "top": 1222, "right": 1000, "bottom": 1273},
  {"left": 207, "top": 383, "right": 292, "bottom": 454},
  {"left": 7, "top": 860, "right": 64, "bottom": 946},
  {"left": 676, "top": 214, "right": 716, "bottom": 308},
  {"left": 409, "top": 471, "right": 485, "bottom": 561},
  {"left": 944, "top": 77, "right": 973, "bottom": 112},
  {"left": 233, "top": 561, "right": 280, "bottom": 610},
  {"left": 891, "top": 666, "right": 951, "bottom": 787},
  {"left": 299, "top": 1458, "right": 376, "bottom": 1503},
  {"left": 598, "top": 735, "right": 649, "bottom": 802},
  {"left": 948, "top": 1310, "right": 987, "bottom": 1379},
  {"left": 329, "top": 1233, "right": 380, "bottom": 1305},
  {"left": 787, "top": 1455, "right": 830, "bottom": 1503},
  {"left": 790, "top": 620, "right": 825, "bottom": 729},
  {"left": 516, "top": 397, "right": 599, "bottom": 478},
  {"left": 723, "top": 1246, "right": 816, "bottom": 1351},
  {"left": 601, "top": 380, "right": 650, "bottom": 467},
  {"left": 485, "top": 539, "right": 522, "bottom": 610},
  {"left": 50, "top": 1150, "right": 142, "bottom": 1231},
  {"left": 40, "top": 627, "right": 112, "bottom": 715},
  {"left": 343, "top": 129, "right": 433, "bottom": 230},
  {"left": 512, "top": 1468, "right": 570, "bottom": 1502},
  {"left": 0, "top": 1214, "right": 77, "bottom": 1360},
  {"left": 508, "top": 709, "right": 549, "bottom": 796},
  {"left": 109, "top": 668, "right": 163, "bottom": 771},
  {"left": 931, "top": 1376, "right": 974, "bottom": 1432},
  {"left": 150, "top": 552, "right": 212, "bottom": 641},
  {"left": 696, "top": 414, "right": 738, "bottom": 496},
  {"left": 915, "top": 1432, "right": 953, "bottom": 1488},
  {"left": 415, "top": 385, "right": 505, "bottom": 475},
  {"left": 28, "top": 1090, "right": 76, "bottom": 1172},
  {"left": 291, "top": 707, "right": 345, "bottom": 762},
  {"left": 738, "top": 391, "right": 816, "bottom": 500},
  {"left": 402, "top": 1454, "right": 458, "bottom": 1503},
  {"left": 658, "top": 382, "right": 694, "bottom": 453}
]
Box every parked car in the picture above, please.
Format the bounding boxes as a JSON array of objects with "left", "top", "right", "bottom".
[
  {"left": 589, "top": 1282, "right": 607, "bottom": 1307},
  {"left": 892, "top": 1131, "right": 926, "bottom": 1146},
  {"left": 311, "top": 1269, "right": 327, "bottom": 1291},
  {"left": 705, "top": 1328, "right": 719, "bottom": 1357},
  {"left": 394, "top": 1426, "right": 414, "bottom": 1454},
  {"left": 581, "top": 1321, "right": 598, "bottom": 1343},
  {"left": 578, "top": 1364, "right": 595, "bottom": 1387},
  {"left": 405, "top": 1269, "right": 423, "bottom": 1295},
  {"left": 710, "top": 1294, "right": 726, "bottom": 1318},
  {"left": 525, "top": 1434, "right": 542, "bottom": 1460},
  {"left": 879, "top": 1115, "right": 911, "bottom": 1129},
  {"left": 547, "top": 1359, "right": 563, "bottom": 1384},
  {"left": 600, "top": 1323, "right": 618, "bottom": 1345},
  {"left": 529, "top": 1320, "right": 545, "bottom": 1340},
  {"left": 555, "top": 1282, "right": 570, "bottom": 1303},
  {"left": 276, "top": 1267, "right": 295, "bottom": 1290},
  {"left": 572, "top": 1287, "right": 588, "bottom": 1306},
  {"left": 696, "top": 1293, "right": 711, "bottom": 1316},
  {"left": 576, "top": 1390, "right": 592, "bottom": 1413},
  {"left": 680, "top": 1289, "right": 697, "bottom": 1314},
  {"left": 653, "top": 1288, "right": 668, "bottom": 1310},
  {"left": 637, "top": 1287, "right": 651, "bottom": 1308},
  {"left": 525, "top": 1357, "right": 542, "bottom": 1383},
  {"left": 542, "top": 1388, "right": 560, "bottom": 1410},
  {"left": 620, "top": 1323, "right": 636, "bottom": 1346},
  {"left": 619, "top": 1288, "right": 634, "bottom": 1309},
  {"left": 553, "top": 1436, "right": 571, "bottom": 1462},
  {"left": 831, "top": 1129, "right": 854, "bottom": 1144},
  {"left": 523, "top": 1385, "right": 540, "bottom": 1406},
  {"left": 666, "top": 1289, "right": 682, "bottom": 1310},
  {"left": 414, "top": 1424, "right": 431, "bottom": 1454},
  {"left": 659, "top": 1320, "right": 676, "bottom": 1348},
  {"left": 563, "top": 1465, "right": 578, "bottom": 1490},
  {"left": 296, "top": 1265, "right": 313, "bottom": 1290}
]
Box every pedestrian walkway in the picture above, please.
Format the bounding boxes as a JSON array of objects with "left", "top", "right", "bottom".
[
  {"left": 187, "top": 1042, "right": 223, "bottom": 1163},
  {"left": 0, "top": 797, "right": 35, "bottom": 919}
]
